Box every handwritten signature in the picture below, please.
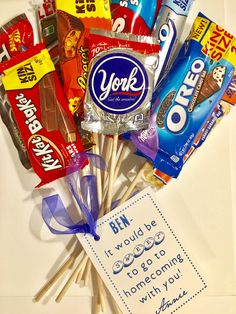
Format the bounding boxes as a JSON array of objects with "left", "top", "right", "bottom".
[{"left": 156, "top": 290, "right": 188, "bottom": 314}]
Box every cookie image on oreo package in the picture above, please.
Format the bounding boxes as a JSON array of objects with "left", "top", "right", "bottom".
[{"left": 156, "top": 91, "right": 176, "bottom": 128}]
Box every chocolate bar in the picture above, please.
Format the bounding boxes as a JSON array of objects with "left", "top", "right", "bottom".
[
  {"left": 57, "top": 10, "right": 84, "bottom": 61},
  {"left": 39, "top": 72, "right": 76, "bottom": 143},
  {"left": 41, "top": 14, "right": 58, "bottom": 48},
  {"left": 58, "top": 112, "right": 76, "bottom": 143},
  {"left": 39, "top": 73, "right": 58, "bottom": 131}
]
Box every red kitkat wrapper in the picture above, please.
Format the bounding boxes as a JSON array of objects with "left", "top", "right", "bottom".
[{"left": 0, "top": 43, "right": 84, "bottom": 187}]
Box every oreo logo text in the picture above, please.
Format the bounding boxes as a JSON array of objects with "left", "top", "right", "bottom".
[
  {"left": 89, "top": 52, "right": 148, "bottom": 114},
  {"left": 166, "top": 59, "right": 205, "bottom": 133}
]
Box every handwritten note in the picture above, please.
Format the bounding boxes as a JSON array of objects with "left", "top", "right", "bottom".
[{"left": 77, "top": 188, "right": 207, "bottom": 314}]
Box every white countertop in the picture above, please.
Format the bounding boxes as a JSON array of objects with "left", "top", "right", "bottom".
[{"left": 0, "top": 0, "right": 236, "bottom": 313}]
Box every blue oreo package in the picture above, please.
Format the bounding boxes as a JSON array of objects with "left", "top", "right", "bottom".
[{"left": 131, "top": 12, "right": 236, "bottom": 183}]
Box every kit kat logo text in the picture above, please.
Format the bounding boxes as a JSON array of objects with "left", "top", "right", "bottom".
[
  {"left": 17, "top": 63, "right": 37, "bottom": 84},
  {"left": 29, "top": 135, "right": 64, "bottom": 172}
]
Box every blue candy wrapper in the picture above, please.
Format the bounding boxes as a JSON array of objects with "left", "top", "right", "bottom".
[
  {"left": 132, "top": 12, "right": 236, "bottom": 183},
  {"left": 153, "top": 0, "right": 194, "bottom": 86}
]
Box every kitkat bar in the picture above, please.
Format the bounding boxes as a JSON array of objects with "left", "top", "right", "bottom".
[
  {"left": 0, "top": 13, "right": 34, "bottom": 169},
  {"left": 0, "top": 43, "right": 84, "bottom": 187},
  {"left": 56, "top": 0, "right": 112, "bottom": 116}
]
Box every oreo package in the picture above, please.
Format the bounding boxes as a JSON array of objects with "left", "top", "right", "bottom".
[
  {"left": 82, "top": 31, "right": 159, "bottom": 135},
  {"left": 131, "top": 12, "right": 236, "bottom": 183}
]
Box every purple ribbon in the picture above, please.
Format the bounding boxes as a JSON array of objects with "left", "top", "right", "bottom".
[{"left": 42, "top": 152, "right": 106, "bottom": 240}]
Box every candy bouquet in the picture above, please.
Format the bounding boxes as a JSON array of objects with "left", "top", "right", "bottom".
[{"left": 1, "top": 0, "right": 236, "bottom": 313}]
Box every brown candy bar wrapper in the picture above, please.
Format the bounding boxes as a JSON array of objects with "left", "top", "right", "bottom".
[
  {"left": 0, "top": 13, "right": 34, "bottom": 169},
  {"left": 56, "top": 0, "right": 112, "bottom": 149},
  {"left": 0, "top": 43, "right": 84, "bottom": 187},
  {"left": 35, "top": 0, "right": 60, "bottom": 72}
]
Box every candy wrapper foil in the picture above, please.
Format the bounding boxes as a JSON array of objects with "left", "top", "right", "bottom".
[{"left": 82, "top": 31, "right": 159, "bottom": 135}]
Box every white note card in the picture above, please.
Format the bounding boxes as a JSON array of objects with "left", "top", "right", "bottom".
[{"left": 77, "top": 187, "right": 207, "bottom": 314}]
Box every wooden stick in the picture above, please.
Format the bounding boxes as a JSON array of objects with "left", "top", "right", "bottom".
[
  {"left": 55, "top": 253, "right": 88, "bottom": 303},
  {"left": 105, "top": 134, "right": 119, "bottom": 213},
  {"left": 118, "top": 161, "right": 149, "bottom": 206},
  {"left": 75, "top": 255, "right": 88, "bottom": 284},
  {"left": 83, "top": 259, "right": 92, "bottom": 286},
  {"left": 111, "top": 297, "right": 122, "bottom": 314},
  {"left": 76, "top": 134, "right": 104, "bottom": 284},
  {"left": 81, "top": 143, "right": 135, "bottom": 284},
  {"left": 34, "top": 250, "right": 81, "bottom": 302},
  {"left": 115, "top": 140, "right": 124, "bottom": 164},
  {"left": 95, "top": 301, "right": 102, "bottom": 314},
  {"left": 113, "top": 142, "right": 128, "bottom": 183},
  {"left": 96, "top": 274, "right": 107, "bottom": 297},
  {"left": 96, "top": 274, "right": 106, "bottom": 312},
  {"left": 36, "top": 141, "right": 149, "bottom": 303},
  {"left": 72, "top": 134, "right": 104, "bottom": 287},
  {"left": 102, "top": 136, "right": 113, "bottom": 194},
  {"left": 93, "top": 133, "right": 102, "bottom": 206}
]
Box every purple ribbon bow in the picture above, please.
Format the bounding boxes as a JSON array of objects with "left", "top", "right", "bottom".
[{"left": 42, "top": 152, "right": 106, "bottom": 240}]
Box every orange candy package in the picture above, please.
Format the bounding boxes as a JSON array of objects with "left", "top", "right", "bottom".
[{"left": 56, "top": 0, "right": 112, "bottom": 117}]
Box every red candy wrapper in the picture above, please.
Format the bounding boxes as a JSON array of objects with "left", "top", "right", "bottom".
[
  {"left": 0, "top": 13, "right": 34, "bottom": 169},
  {"left": 111, "top": 0, "right": 162, "bottom": 35},
  {"left": 35, "top": 0, "right": 59, "bottom": 65},
  {"left": 0, "top": 43, "right": 84, "bottom": 187},
  {"left": 0, "top": 13, "right": 34, "bottom": 59}
]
